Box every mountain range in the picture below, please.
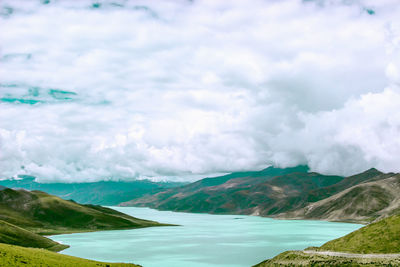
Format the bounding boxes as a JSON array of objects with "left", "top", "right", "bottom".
[
  {"left": 121, "top": 166, "right": 397, "bottom": 223},
  {"left": 3, "top": 166, "right": 398, "bottom": 224}
]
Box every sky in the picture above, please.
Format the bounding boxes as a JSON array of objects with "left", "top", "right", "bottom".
[{"left": 1, "top": 0, "right": 400, "bottom": 182}]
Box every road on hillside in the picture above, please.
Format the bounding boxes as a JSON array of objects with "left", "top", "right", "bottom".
[{"left": 303, "top": 250, "right": 400, "bottom": 259}]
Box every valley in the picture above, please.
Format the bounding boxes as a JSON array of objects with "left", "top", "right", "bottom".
[{"left": 2, "top": 166, "right": 400, "bottom": 266}]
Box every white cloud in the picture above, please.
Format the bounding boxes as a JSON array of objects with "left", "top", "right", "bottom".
[{"left": 0, "top": 0, "right": 399, "bottom": 181}]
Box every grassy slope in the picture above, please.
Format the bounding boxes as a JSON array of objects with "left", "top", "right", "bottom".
[
  {"left": 255, "top": 214, "right": 400, "bottom": 266},
  {"left": 0, "top": 188, "right": 162, "bottom": 266},
  {"left": 319, "top": 214, "right": 400, "bottom": 253},
  {"left": 0, "top": 243, "right": 139, "bottom": 267},
  {"left": 0, "top": 220, "right": 68, "bottom": 252},
  {"left": 0, "top": 188, "right": 166, "bottom": 235}
]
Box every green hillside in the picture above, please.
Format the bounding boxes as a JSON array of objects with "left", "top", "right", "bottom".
[
  {"left": 319, "top": 214, "right": 400, "bottom": 253},
  {"left": 255, "top": 214, "right": 400, "bottom": 266},
  {"left": 121, "top": 166, "right": 345, "bottom": 215},
  {"left": 0, "top": 187, "right": 161, "bottom": 266},
  {"left": 0, "top": 187, "right": 167, "bottom": 235},
  {"left": 123, "top": 166, "right": 398, "bottom": 224},
  {"left": 0, "top": 243, "right": 138, "bottom": 267},
  {"left": 0, "top": 220, "right": 67, "bottom": 252}
]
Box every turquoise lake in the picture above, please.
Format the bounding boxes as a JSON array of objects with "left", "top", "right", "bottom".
[{"left": 50, "top": 207, "right": 362, "bottom": 267}]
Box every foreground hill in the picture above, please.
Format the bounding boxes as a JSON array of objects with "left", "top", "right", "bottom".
[
  {"left": 255, "top": 214, "right": 400, "bottom": 266},
  {"left": 278, "top": 173, "right": 400, "bottom": 223},
  {"left": 121, "top": 166, "right": 391, "bottom": 221},
  {"left": 0, "top": 243, "right": 138, "bottom": 267},
  {"left": 0, "top": 187, "right": 166, "bottom": 235},
  {"left": 0, "top": 176, "right": 185, "bottom": 205},
  {"left": 318, "top": 214, "right": 400, "bottom": 253},
  {"left": 254, "top": 250, "right": 400, "bottom": 266},
  {"left": 0, "top": 187, "right": 162, "bottom": 266},
  {"left": 0, "top": 220, "right": 68, "bottom": 252}
]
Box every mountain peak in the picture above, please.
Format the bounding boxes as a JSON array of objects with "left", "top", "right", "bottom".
[
  {"left": 261, "top": 165, "right": 309, "bottom": 175},
  {"left": 362, "top": 168, "right": 382, "bottom": 175}
]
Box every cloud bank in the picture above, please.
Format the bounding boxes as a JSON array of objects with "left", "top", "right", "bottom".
[{"left": 1, "top": 0, "right": 399, "bottom": 182}]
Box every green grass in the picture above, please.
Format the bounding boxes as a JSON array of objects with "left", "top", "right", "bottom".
[
  {"left": 0, "top": 220, "right": 68, "bottom": 252},
  {"left": 319, "top": 214, "right": 400, "bottom": 253},
  {"left": 255, "top": 214, "right": 400, "bottom": 266},
  {"left": 0, "top": 188, "right": 168, "bottom": 235},
  {"left": 0, "top": 187, "right": 166, "bottom": 266},
  {"left": 0, "top": 243, "right": 139, "bottom": 267}
]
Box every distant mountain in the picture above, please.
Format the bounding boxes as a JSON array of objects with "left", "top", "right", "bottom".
[
  {"left": 121, "top": 166, "right": 395, "bottom": 223},
  {"left": 0, "top": 187, "right": 167, "bottom": 235},
  {"left": 121, "top": 166, "right": 348, "bottom": 215},
  {"left": 0, "top": 176, "right": 186, "bottom": 205},
  {"left": 301, "top": 168, "right": 388, "bottom": 203},
  {"left": 277, "top": 173, "right": 400, "bottom": 223}
]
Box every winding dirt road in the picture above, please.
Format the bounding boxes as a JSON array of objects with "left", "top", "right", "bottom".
[{"left": 304, "top": 250, "right": 400, "bottom": 259}]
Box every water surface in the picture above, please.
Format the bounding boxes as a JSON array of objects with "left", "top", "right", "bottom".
[{"left": 50, "top": 207, "right": 362, "bottom": 267}]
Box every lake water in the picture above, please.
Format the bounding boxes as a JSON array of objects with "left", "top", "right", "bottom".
[{"left": 50, "top": 207, "right": 362, "bottom": 267}]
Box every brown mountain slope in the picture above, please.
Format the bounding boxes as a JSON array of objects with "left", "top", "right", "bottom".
[
  {"left": 121, "top": 166, "right": 348, "bottom": 216},
  {"left": 277, "top": 174, "right": 400, "bottom": 223},
  {"left": 121, "top": 167, "right": 390, "bottom": 220},
  {"left": 303, "top": 168, "right": 389, "bottom": 203}
]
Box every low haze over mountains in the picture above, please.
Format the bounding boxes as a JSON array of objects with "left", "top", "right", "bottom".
[
  {"left": 1, "top": 0, "right": 400, "bottom": 182},
  {"left": 0, "top": 177, "right": 185, "bottom": 205}
]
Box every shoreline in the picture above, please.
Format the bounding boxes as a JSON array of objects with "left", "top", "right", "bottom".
[{"left": 117, "top": 204, "right": 368, "bottom": 225}]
